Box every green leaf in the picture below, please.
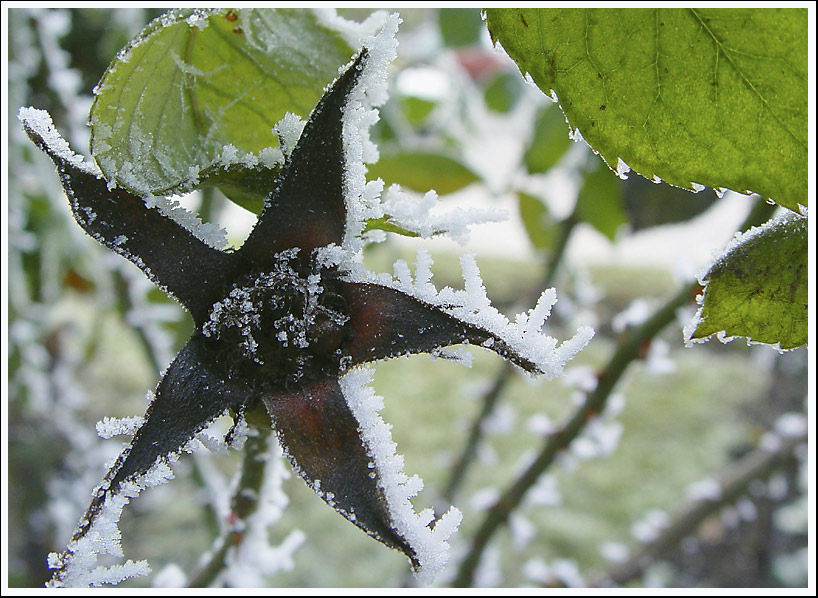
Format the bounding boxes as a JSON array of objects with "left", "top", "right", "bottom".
[
  {"left": 523, "top": 103, "right": 573, "bottom": 174},
  {"left": 367, "top": 151, "right": 481, "bottom": 195},
  {"left": 623, "top": 176, "right": 717, "bottom": 231},
  {"left": 518, "top": 192, "right": 558, "bottom": 252},
  {"left": 439, "top": 8, "right": 484, "bottom": 48},
  {"left": 197, "top": 162, "right": 280, "bottom": 215},
  {"left": 689, "top": 214, "right": 807, "bottom": 350},
  {"left": 576, "top": 157, "right": 628, "bottom": 241},
  {"left": 486, "top": 8, "right": 808, "bottom": 212},
  {"left": 90, "top": 8, "right": 356, "bottom": 196}
]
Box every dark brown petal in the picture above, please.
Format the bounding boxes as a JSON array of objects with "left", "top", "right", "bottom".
[
  {"left": 262, "top": 375, "right": 417, "bottom": 565},
  {"left": 22, "top": 122, "right": 243, "bottom": 328},
  {"left": 238, "top": 50, "right": 368, "bottom": 271},
  {"left": 337, "top": 280, "right": 541, "bottom": 372},
  {"left": 109, "top": 333, "right": 251, "bottom": 490}
]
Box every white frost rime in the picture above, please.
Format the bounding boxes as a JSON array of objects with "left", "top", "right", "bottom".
[
  {"left": 17, "top": 106, "right": 100, "bottom": 175},
  {"left": 340, "top": 367, "right": 462, "bottom": 585},
  {"left": 46, "top": 460, "right": 175, "bottom": 587}
]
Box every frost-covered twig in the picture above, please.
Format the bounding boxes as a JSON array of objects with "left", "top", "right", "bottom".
[
  {"left": 442, "top": 362, "right": 513, "bottom": 504},
  {"left": 591, "top": 427, "right": 807, "bottom": 587},
  {"left": 441, "top": 210, "right": 578, "bottom": 504}
]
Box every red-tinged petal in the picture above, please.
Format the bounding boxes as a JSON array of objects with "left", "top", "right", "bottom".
[
  {"left": 337, "top": 280, "right": 541, "bottom": 372},
  {"left": 239, "top": 51, "right": 368, "bottom": 271},
  {"left": 21, "top": 117, "right": 242, "bottom": 328},
  {"left": 261, "top": 376, "right": 417, "bottom": 564}
]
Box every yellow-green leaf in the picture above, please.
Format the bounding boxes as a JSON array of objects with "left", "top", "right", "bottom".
[{"left": 486, "top": 8, "right": 808, "bottom": 212}]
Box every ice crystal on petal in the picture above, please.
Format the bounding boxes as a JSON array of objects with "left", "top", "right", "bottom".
[
  {"left": 340, "top": 367, "right": 462, "bottom": 584},
  {"left": 47, "top": 460, "right": 175, "bottom": 587},
  {"left": 95, "top": 416, "right": 145, "bottom": 439}
]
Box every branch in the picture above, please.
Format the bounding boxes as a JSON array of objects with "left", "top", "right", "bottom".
[
  {"left": 442, "top": 362, "right": 512, "bottom": 504},
  {"left": 591, "top": 429, "right": 807, "bottom": 586},
  {"left": 452, "top": 279, "right": 698, "bottom": 586}
]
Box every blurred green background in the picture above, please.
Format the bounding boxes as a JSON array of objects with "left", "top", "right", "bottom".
[{"left": 6, "top": 7, "right": 808, "bottom": 588}]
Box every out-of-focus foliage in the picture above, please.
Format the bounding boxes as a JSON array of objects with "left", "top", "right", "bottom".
[
  {"left": 517, "top": 192, "right": 559, "bottom": 253},
  {"left": 438, "top": 8, "right": 484, "bottom": 48},
  {"left": 366, "top": 151, "right": 481, "bottom": 195},
  {"left": 523, "top": 104, "right": 572, "bottom": 175},
  {"left": 622, "top": 176, "right": 716, "bottom": 231},
  {"left": 575, "top": 157, "right": 629, "bottom": 242}
]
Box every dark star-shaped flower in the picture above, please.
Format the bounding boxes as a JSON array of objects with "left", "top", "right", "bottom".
[{"left": 21, "top": 35, "right": 591, "bottom": 584}]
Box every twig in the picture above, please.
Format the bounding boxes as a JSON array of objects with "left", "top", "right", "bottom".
[
  {"left": 591, "top": 429, "right": 807, "bottom": 586},
  {"left": 187, "top": 427, "right": 273, "bottom": 588},
  {"left": 442, "top": 362, "right": 513, "bottom": 503},
  {"left": 452, "top": 279, "right": 698, "bottom": 586}
]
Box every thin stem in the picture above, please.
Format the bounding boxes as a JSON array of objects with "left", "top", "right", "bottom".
[
  {"left": 441, "top": 212, "right": 578, "bottom": 504},
  {"left": 442, "top": 362, "right": 512, "bottom": 503}
]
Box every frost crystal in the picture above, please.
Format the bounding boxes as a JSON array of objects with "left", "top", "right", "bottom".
[
  {"left": 47, "top": 460, "right": 175, "bottom": 587},
  {"left": 95, "top": 416, "right": 145, "bottom": 439},
  {"left": 17, "top": 107, "right": 99, "bottom": 175},
  {"left": 344, "top": 250, "right": 594, "bottom": 381}
]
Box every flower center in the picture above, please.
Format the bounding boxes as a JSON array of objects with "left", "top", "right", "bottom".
[{"left": 202, "top": 249, "right": 348, "bottom": 383}]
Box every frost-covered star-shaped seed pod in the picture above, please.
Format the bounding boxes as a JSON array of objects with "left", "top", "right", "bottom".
[{"left": 20, "top": 15, "right": 592, "bottom": 587}]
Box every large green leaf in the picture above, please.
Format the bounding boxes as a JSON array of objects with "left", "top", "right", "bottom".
[
  {"left": 689, "top": 214, "right": 807, "bottom": 350},
  {"left": 90, "top": 8, "right": 356, "bottom": 196},
  {"left": 486, "top": 8, "right": 808, "bottom": 212},
  {"left": 366, "top": 151, "right": 481, "bottom": 195}
]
